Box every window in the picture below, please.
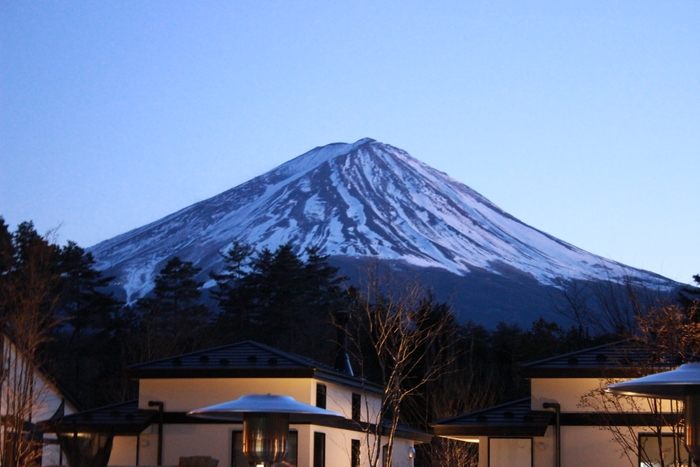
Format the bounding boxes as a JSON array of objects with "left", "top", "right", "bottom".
[
  {"left": 351, "top": 439, "right": 360, "bottom": 467},
  {"left": 316, "top": 383, "right": 327, "bottom": 409},
  {"left": 313, "top": 432, "right": 326, "bottom": 467},
  {"left": 232, "top": 431, "right": 297, "bottom": 467},
  {"left": 639, "top": 433, "right": 690, "bottom": 467},
  {"left": 352, "top": 393, "right": 361, "bottom": 421}
]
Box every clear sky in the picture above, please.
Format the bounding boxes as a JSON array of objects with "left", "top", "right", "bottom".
[{"left": 1, "top": 1, "right": 698, "bottom": 284}]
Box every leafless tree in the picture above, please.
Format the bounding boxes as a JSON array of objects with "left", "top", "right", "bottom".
[
  {"left": 579, "top": 377, "right": 685, "bottom": 467},
  {"left": 554, "top": 264, "right": 668, "bottom": 336},
  {"left": 553, "top": 280, "right": 593, "bottom": 331},
  {"left": 578, "top": 300, "right": 698, "bottom": 467},
  {"left": 423, "top": 354, "right": 502, "bottom": 466},
  {"left": 346, "top": 266, "right": 457, "bottom": 467},
  {"left": 0, "top": 228, "right": 62, "bottom": 467},
  {"left": 636, "top": 301, "right": 700, "bottom": 361},
  {"left": 402, "top": 321, "right": 504, "bottom": 467}
]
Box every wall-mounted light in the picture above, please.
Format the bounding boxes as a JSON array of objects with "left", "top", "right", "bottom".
[
  {"left": 605, "top": 363, "right": 700, "bottom": 463},
  {"left": 188, "top": 394, "right": 342, "bottom": 467}
]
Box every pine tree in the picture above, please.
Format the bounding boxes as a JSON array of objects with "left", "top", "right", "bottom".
[
  {"left": 49, "top": 241, "right": 124, "bottom": 406},
  {"left": 212, "top": 242, "right": 348, "bottom": 358},
  {"left": 209, "top": 241, "right": 255, "bottom": 341},
  {"left": 0, "top": 218, "right": 13, "bottom": 275},
  {"left": 132, "top": 257, "right": 211, "bottom": 361},
  {"left": 58, "top": 242, "right": 119, "bottom": 333},
  {"left": 679, "top": 274, "right": 700, "bottom": 321}
]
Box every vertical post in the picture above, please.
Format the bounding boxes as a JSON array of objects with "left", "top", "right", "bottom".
[
  {"left": 148, "top": 401, "right": 164, "bottom": 466},
  {"left": 543, "top": 402, "right": 560, "bottom": 467}
]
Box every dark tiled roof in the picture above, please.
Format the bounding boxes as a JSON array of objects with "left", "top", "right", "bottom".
[
  {"left": 521, "top": 340, "right": 681, "bottom": 378},
  {"left": 431, "top": 398, "right": 551, "bottom": 437},
  {"left": 39, "top": 400, "right": 156, "bottom": 435},
  {"left": 128, "top": 340, "right": 381, "bottom": 392},
  {"left": 391, "top": 421, "right": 434, "bottom": 444}
]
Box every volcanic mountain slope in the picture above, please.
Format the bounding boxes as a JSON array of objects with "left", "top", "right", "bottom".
[{"left": 89, "top": 138, "right": 673, "bottom": 324}]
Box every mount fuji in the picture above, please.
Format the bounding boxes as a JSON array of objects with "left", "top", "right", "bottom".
[{"left": 89, "top": 138, "right": 674, "bottom": 326}]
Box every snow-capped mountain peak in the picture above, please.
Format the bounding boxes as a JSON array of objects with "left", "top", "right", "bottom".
[{"left": 89, "top": 138, "right": 670, "bottom": 302}]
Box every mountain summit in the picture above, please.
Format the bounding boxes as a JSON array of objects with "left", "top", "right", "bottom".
[{"left": 90, "top": 139, "right": 671, "bottom": 317}]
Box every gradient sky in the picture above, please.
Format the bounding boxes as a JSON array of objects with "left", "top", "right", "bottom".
[{"left": 1, "top": 1, "right": 698, "bottom": 284}]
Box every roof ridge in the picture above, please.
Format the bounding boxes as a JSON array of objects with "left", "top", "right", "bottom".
[
  {"left": 521, "top": 339, "right": 631, "bottom": 368},
  {"left": 432, "top": 397, "right": 532, "bottom": 424},
  {"left": 128, "top": 340, "right": 322, "bottom": 369}
]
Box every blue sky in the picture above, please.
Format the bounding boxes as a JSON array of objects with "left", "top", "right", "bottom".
[{"left": 1, "top": 1, "right": 698, "bottom": 284}]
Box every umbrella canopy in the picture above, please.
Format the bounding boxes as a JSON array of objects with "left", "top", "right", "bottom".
[
  {"left": 605, "top": 363, "right": 700, "bottom": 399},
  {"left": 606, "top": 363, "right": 700, "bottom": 463},
  {"left": 187, "top": 394, "right": 344, "bottom": 420}
]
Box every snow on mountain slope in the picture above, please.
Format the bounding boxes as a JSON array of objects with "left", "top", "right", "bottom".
[{"left": 89, "top": 138, "right": 671, "bottom": 301}]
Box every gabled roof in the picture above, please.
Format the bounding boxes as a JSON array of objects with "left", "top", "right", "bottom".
[
  {"left": 431, "top": 398, "right": 552, "bottom": 438},
  {"left": 521, "top": 339, "right": 681, "bottom": 378},
  {"left": 128, "top": 340, "right": 382, "bottom": 392},
  {"left": 39, "top": 400, "right": 156, "bottom": 435}
]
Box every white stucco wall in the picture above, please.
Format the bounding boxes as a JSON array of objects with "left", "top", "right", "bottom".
[
  {"left": 530, "top": 377, "right": 676, "bottom": 413},
  {"left": 133, "top": 422, "right": 409, "bottom": 467},
  {"left": 138, "top": 377, "right": 313, "bottom": 411},
  {"left": 108, "top": 436, "right": 140, "bottom": 466},
  {"left": 111, "top": 376, "right": 400, "bottom": 467},
  {"left": 476, "top": 428, "right": 619, "bottom": 467},
  {"left": 478, "top": 377, "right": 682, "bottom": 467},
  {"left": 324, "top": 380, "right": 381, "bottom": 423},
  {"left": 0, "top": 336, "right": 78, "bottom": 467},
  {"left": 138, "top": 377, "right": 382, "bottom": 424},
  {"left": 530, "top": 378, "right": 604, "bottom": 412}
]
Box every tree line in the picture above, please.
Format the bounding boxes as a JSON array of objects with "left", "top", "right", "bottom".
[{"left": 4, "top": 216, "right": 697, "bottom": 466}]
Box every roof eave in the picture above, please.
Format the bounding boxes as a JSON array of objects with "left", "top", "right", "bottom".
[{"left": 432, "top": 424, "right": 548, "bottom": 437}]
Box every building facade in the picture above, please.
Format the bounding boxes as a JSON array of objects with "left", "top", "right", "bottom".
[
  {"left": 46, "top": 340, "right": 430, "bottom": 467},
  {"left": 432, "top": 340, "right": 689, "bottom": 467},
  {"left": 0, "top": 334, "right": 79, "bottom": 466}
]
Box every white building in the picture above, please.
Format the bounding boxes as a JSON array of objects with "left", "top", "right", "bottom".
[
  {"left": 431, "top": 340, "right": 688, "bottom": 467},
  {"left": 45, "top": 340, "right": 430, "bottom": 467},
  {"left": 0, "top": 334, "right": 79, "bottom": 466}
]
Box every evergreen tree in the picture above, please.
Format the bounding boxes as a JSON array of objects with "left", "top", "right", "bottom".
[
  {"left": 0, "top": 218, "right": 13, "bottom": 275},
  {"left": 212, "top": 242, "right": 348, "bottom": 358},
  {"left": 209, "top": 241, "right": 255, "bottom": 340},
  {"left": 49, "top": 241, "right": 124, "bottom": 406},
  {"left": 132, "top": 257, "right": 211, "bottom": 361},
  {"left": 58, "top": 242, "right": 120, "bottom": 333},
  {"left": 0, "top": 221, "right": 62, "bottom": 327},
  {"left": 679, "top": 274, "right": 700, "bottom": 320}
]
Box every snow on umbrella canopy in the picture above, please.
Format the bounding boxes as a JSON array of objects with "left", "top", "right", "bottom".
[{"left": 188, "top": 394, "right": 343, "bottom": 466}]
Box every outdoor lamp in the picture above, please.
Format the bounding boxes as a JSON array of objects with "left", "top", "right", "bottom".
[
  {"left": 605, "top": 363, "right": 700, "bottom": 462},
  {"left": 188, "top": 394, "right": 342, "bottom": 467}
]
